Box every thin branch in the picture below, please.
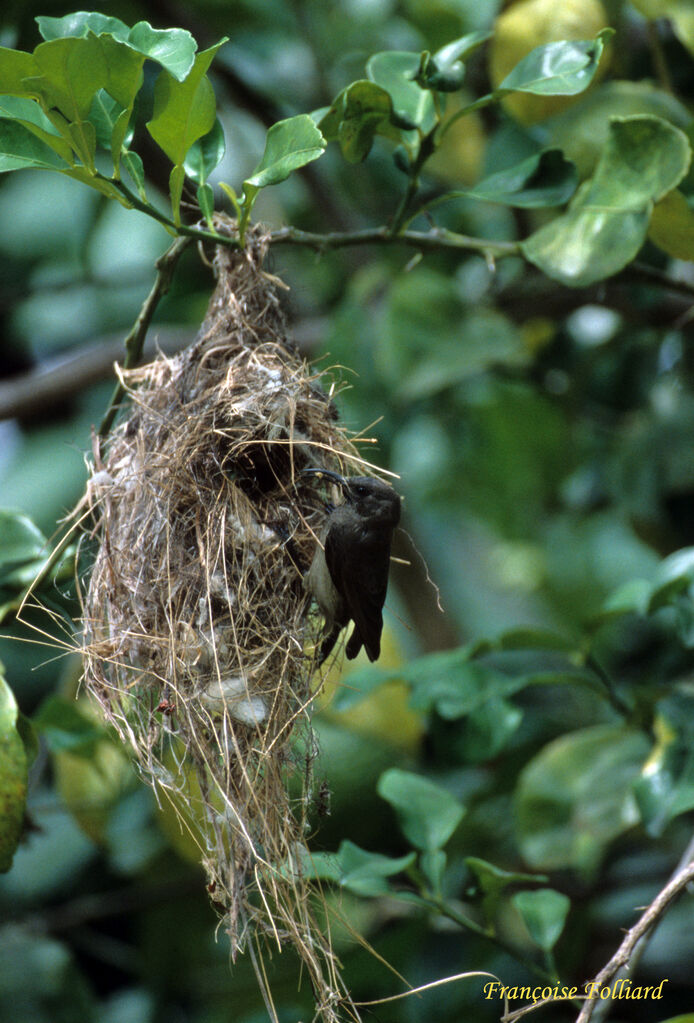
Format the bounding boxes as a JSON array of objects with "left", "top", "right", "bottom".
[
  {"left": 268, "top": 224, "right": 519, "bottom": 260},
  {"left": 576, "top": 857, "right": 694, "bottom": 1023},
  {"left": 97, "top": 235, "right": 192, "bottom": 438}
]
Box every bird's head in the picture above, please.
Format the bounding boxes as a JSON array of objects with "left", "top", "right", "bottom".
[{"left": 303, "top": 469, "right": 401, "bottom": 527}]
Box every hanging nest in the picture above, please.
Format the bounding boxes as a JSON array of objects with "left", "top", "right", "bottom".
[{"left": 79, "top": 220, "right": 376, "bottom": 1022}]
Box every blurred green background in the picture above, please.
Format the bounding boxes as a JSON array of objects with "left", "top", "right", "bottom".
[{"left": 3, "top": 1, "right": 694, "bottom": 1021}]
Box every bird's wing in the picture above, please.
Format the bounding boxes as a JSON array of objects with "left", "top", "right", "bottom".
[{"left": 325, "top": 529, "right": 389, "bottom": 661}]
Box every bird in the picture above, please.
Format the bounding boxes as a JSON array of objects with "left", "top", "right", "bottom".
[{"left": 303, "top": 468, "right": 401, "bottom": 664}]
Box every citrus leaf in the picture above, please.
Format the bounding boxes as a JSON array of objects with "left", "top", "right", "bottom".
[
  {"left": 184, "top": 118, "right": 225, "bottom": 184},
  {"left": 512, "top": 888, "right": 570, "bottom": 951},
  {"left": 443, "top": 149, "right": 577, "bottom": 208},
  {"left": 516, "top": 725, "right": 649, "bottom": 873},
  {"left": 36, "top": 14, "right": 197, "bottom": 81},
  {"left": 147, "top": 40, "right": 226, "bottom": 167},
  {"left": 498, "top": 29, "right": 613, "bottom": 97},
  {"left": 367, "top": 51, "right": 437, "bottom": 132},
  {"left": 522, "top": 115, "right": 692, "bottom": 286},
  {"left": 377, "top": 768, "right": 464, "bottom": 851},
  {"left": 244, "top": 114, "right": 325, "bottom": 192}
]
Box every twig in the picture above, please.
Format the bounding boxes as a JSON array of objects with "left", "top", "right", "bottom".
[
  {"left": 269, "top": 224, "right": 519, "bottom": 260},
  {"left": 98, "top": 235, "right": 192, "bottom": 438},
  {"left": 576, "top": 857, "right": 694, "bottom": 1023}
]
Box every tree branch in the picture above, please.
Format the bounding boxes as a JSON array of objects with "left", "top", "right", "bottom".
[{"left": 576, "top": 855, "right": 694, "bottom": 1023}]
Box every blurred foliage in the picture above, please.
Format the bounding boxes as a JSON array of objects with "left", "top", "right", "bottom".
[{"left": 2, "top": 1, "right": 694, "bottom": 1021}]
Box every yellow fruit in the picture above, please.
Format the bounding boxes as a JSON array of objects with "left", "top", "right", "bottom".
[
  {"left": 649, "top": 188, "right": 694, "bottom": 261},
  {"left": 489, "top": 0, "right": 610, "bottom": 124}
]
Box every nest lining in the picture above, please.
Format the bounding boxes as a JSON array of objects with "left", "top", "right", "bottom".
[{"left": 81, "top": 225, "right": 373, "bottom": 1022}]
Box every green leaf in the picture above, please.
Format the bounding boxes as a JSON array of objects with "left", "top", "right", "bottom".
[
  {"left": 466, "top": 857, "right": 545, "bottom": 925},
  {"left": 435, "top": 31, "right": 492, "bottom": 70},
  {"left": 516, "top": 725, "right": 650, "bottom": 874},
  {"left": 244, "top": 114, "right": 325, "bottom": 194},
  {"left": 497, "top": 627, "right": 577, "bottom": 652},
  {"left": 33, "top": 696, "right": 105, "bottom": 758},
  {"left": 297, "top": 840, "right": 415, "bottom": 896},
  {"left": 37, "top": 14, "right": 197, "bottom": 81},
  {"left": 0, "top": 95, "right": 73, "bottom": 163},
  {"left": 148, "top": 39, "right": 227, "bottom": 222},
  {"left": 0, "top": 668, "right": 28, "bottom": 872},
  {"left": 337, "top": 840, "right": 416, "bottom": 896},
  {"left": 0, "top": 119, "right": 70, "bottom": 172},
  {"left": 319, "top": 80, "right": 395, "bottom": 163},
  {"left": 184, "top": 118, "right": 225, "bottom": 184},
  {"left": 367, "top": 51, "right": 437, "bottom": 133},
  {"left": 444, "top": 149, "right": 577, "bottom": 208},
  {"left": 0, "top": 47, "right": 38, "bottom": 95},
  {"left": 197, "top": 182, "right": 215, "bottom": 224},
  {"left": 461, "top": 696, "right": 523, "bottom": 763},
  {"left": 420, "top": 849, "right": 447, "bottom": 894},
  {"left": 377, "top": 768, "right": 464, "bottom": 851},
  {"left": 512, "top": 888, "right": 570, "bottom": 951},
  {"left": 0, "top": 510, "right": 49, "bottom": 587},
  {"left": 147, "top": 40, "right": 226, "bottom": 166},
  {"left": 522, "top": 115, "right": 692, "bottom": 287},
  {"left": 32, "top": 36, "right": 109, "bottom": 121},
  {"left": 633, "top": 695, "right": 694, "bottom": 836},
  {"left": 36, "top": 12, "right": 132, "bottom": 42},
  {"left": 127, "top": 22, "right": 198, "bottom": 81},
  {"left": 649, "top": 546, "right": 694, "bottom": 612},
  {"left": 498, "top": 29, "right": 613, "bottom": 97},
  {"left": 122, "top": 149, "right": 145, "bottom": 195}
]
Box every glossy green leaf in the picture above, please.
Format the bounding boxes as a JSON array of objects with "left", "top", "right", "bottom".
[
  {"left": 649, "top": 546, "right": 694, "bottom": 611},
  {"left": 522, "top": 115, "right": 692, "bottom": 286},
  {"left": 512, "top": 888, "right": 570, "bottom": 951},
  {"left": 595, "top": 578, "right": 652, "bottom": 621},
  {"left": 168, "top": 164, "right": 186, "bottom": 225},
  {"left": 36, "top": 12, "right": 132, "bottom": 41},
  {"left": 466, "top": 857, "right": 544, "bottom": 924},
  {"left": 443, "top": 149, "right": 577, "bottom": 208},
  {"left": 435, "top": 31, "right": 492, "bottom": 70},
  {"left": 33, "top": 696, "right": 105, "bottom": 758},
  {"left": 0, "top": 669, "right": 28, "bottom": 872},
  {"left": 377, "top": 768, "right": 464, "bottom": 851},
  {"left": 367, "top": 51, "right": 437, "bottom": 133},
  {"left": 147, "top": 40, "right": 226, "bottom": 167},
  {"left": 184, "top": 118, "right": 225, "bottom": 184},
  {"left": 244, "top": 114, "right": 325, "bottom": 194},
  {"left": 516, "top": 725, "right": 650, "bottom": 874},
  {"left": 37, "top": 14, "right": 197, "bottom": 81},
  {"left": 498, "top": 29, "right": 613, "bottom": 97},
  {"left": 127, "top": 22, "right": 198, "bottom": 81}
]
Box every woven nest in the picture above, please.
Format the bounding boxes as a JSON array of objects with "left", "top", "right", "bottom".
[{"left": 80, "top": 222, "right": 375, "bottom": 1022}]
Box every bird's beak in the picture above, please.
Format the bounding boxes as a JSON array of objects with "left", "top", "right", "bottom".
[{"left": 302, "top": 468, "right": 347, "bottom": 487}]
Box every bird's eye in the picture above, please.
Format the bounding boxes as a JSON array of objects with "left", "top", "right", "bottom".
[{"left": 354, "top": 485, "right": 367, "bottom": 496}]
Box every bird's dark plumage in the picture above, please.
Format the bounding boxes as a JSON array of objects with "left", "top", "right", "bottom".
[{"left": 304, "top": 471, "right": 401, "bottom": 664}]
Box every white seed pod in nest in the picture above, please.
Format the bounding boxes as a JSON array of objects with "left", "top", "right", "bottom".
[{"left": 80, "top": 222, "right": 374, "bottom": 1021}]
